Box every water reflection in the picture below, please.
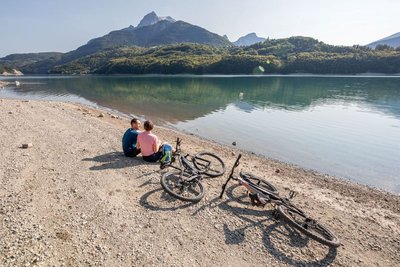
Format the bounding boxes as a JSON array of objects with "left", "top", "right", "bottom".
[{"left": 5, "top": 76, "right": 400, "bottom": 121}]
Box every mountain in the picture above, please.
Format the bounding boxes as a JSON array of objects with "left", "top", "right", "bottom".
[
  {"left": 234, "top": 33, "right": 266, "bottom": 46},
  {"left": 0, "top": 52, "right": 63, "bottom": 74},
  {"left": 137, "top": 11, "right": 176, "bottom": 28},
  {"left": 367, "top": 32, "right": 400, "bottom": 49},
  {"left": 0, "top": 52, "right": 63, "bottom": 67},
  {"left": 61, "top": 12, "right": 232, "bottom": 63}
]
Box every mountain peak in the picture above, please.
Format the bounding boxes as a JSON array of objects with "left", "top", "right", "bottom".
[
  {"left": 367, "top": 32, "right": 400, "bottom": 49},
  {"left": 137, "top": 11, "right": 176, "bottom": 28},
  {"left": 233, "top": 32, "right": 266, "bottom": 46},
  {"left": 246, "top": 32, "right": 258, "bottom": 37}
]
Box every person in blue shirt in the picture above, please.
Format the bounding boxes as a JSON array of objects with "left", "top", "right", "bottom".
[{"left": 122, "top": 118, "right": 141, "bottom": 157}]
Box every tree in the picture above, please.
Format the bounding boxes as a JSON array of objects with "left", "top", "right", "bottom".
[{"left": 375, "top": 44, "right": 394, "bottom": 51}]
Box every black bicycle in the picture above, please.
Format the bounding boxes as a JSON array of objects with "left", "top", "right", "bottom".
[
  {"left": 160, "top": 138, "right": 225, "bottom": 202},
  {"left": 220, "top": 154, "right": 340, "bottom": 247}
]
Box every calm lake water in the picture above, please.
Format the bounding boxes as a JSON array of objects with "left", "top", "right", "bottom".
[{"left": 1, "top": 75, "right": 400, "bottom": 193}]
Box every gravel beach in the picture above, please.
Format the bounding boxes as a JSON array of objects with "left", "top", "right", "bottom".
[{"left": 1, "top": 98, "right": 399, "bottom": 266}]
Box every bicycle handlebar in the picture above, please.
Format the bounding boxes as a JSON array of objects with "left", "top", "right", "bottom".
[{"left": 219, "top": 154, "right": 242, "bottom": 198}]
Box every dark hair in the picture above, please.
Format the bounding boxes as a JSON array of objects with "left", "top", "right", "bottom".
[
  {"left": 143, "top": 120, "right": 154, "bottom": 131},
  {"left": 131, "top": 118, "right": 139, "bottom": 125}
]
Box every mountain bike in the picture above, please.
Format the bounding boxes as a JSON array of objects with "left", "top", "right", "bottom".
[
  {"left": 220, "top": 154, "right": 340, "bottom": 247},
  {"left": 160, "top": 138, "right": 225, "bottom": 202}
]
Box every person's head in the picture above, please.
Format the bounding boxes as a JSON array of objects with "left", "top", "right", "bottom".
[
  {"left": 143, "top": 120, "right": 154, "bottom": 132},
  {"left": 130, "top": 118, "right": 141, "bottom": 130}
]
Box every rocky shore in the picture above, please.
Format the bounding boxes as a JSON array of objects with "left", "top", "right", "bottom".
[{"left": 0, "top": 98, "right": 399, "bottom": 266}]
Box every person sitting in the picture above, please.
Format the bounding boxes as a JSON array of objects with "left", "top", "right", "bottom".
[
  {"left": 122, "top": 118, "right": 141, "bottom": 157},
  {"left": 137, "top": 120, "right": 163, "bottom": 162}
]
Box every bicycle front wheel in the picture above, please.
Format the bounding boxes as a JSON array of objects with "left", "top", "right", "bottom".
[
  {"left": 160, "top": 171, "right": 205, "bottom": 202},
  {"left": 193, "top": 152, "right": 225, "bottom": 177},
  {"left": 277, "top": 204, "right": 340, "bottom": 247}
]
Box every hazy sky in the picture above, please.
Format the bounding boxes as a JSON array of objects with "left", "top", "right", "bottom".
[{"left": 1, "top": 0, "right": 399, "bottom": 56}]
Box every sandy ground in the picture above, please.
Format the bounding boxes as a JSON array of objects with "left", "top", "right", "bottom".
[{"left": 0, "top": 98, "right": 399, "bottom": 267}]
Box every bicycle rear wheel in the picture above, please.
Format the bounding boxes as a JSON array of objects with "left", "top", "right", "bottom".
[
  {"left": 160, "top": 171, "right": 205, "bottom": 202},
  {"left": 277, "top": 204, "right": 340, "bottom": 247},
  {"left": 240, "top": 172, "right": 278, "bottom": 194},
  {"left": 193, "top": 152, "right": 225, "bottom": 177}
]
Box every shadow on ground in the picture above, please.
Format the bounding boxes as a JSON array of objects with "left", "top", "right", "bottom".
[
  {"left": 139, "top": 188, "right": 195, "bottom": 211},
  {"left": 82, "top": 151, "right": 155, "bottom": 170},
  {"left": 194, "top": 184, "right": 338, "bottom": 267}
]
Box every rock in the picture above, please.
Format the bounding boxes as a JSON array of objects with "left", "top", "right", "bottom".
[
  {"left": 231, "top": 151, "right": 236, "bottom": 156},
  {"left": 8, "top": 111, "right": 13, "bottom": 114},
  {"left": 21, "top": 143, "right": 33, "bottom": 149},
  {"left": 275, "top": 169, "right": 281, "bottom": 174},
  {"left": 232, "top": 141, "right": 237, "bottom": 146},
  {"left": 98, "top": 113, "right": 104, "bottom": 118}
]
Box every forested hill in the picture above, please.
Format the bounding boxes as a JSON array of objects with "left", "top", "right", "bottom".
[
  {"left": 60, "top": 16, "right": 231, "bottom": 63},
  {"left": 50, "top": 37, "right": 400, "bottom": 75}
]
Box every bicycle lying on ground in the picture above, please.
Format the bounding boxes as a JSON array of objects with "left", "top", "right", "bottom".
[
  {"left": 220, "top": 154, "right": 340, "bottom": 247},
  {"left": 160, "top": 138, "right": 225, "bottom": 202}
]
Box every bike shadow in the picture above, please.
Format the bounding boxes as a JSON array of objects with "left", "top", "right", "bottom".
[
  {"left": 139, "top": 188, "right": 195, "bottom": 211},
  {"left": 262, "top": 221, "right": 338, "bottom": 267},
  {"left": 82, "top": 151, "right": 153, "bottom": 171},
  {"left": 195, "top": 184, "right": 338, "bottom": 266}
]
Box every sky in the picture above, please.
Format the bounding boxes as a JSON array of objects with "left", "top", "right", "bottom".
[{"left": 1, "top": 0, "right": 399, "bottom": 57}]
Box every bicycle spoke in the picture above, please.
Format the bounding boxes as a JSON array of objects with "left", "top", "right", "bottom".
[
  {"left": 193, "top": 152, "right": 225, "bottom": 177},
  {"left": 161, "top": 171, "right": 205, "bottom": 202},
  {"left": 278, "top": 205, "right": 340, "bottom": 247}
]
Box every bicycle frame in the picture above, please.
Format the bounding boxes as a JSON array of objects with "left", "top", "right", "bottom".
[{"left": 220, "top": 154, "right": 292, "bottom": 207}]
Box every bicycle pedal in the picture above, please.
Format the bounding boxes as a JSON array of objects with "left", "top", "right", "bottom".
[{"left": 249, "top": 193, "right": 267, "bottom": 207}]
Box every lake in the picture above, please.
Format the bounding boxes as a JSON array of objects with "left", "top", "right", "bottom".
[{"left": 1, "top": 75, "right": 399, "bottom": 193}]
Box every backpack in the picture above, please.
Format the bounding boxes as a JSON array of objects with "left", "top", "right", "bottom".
[{"left": 160, "top": 143, "right": 173, "bottom": 165}]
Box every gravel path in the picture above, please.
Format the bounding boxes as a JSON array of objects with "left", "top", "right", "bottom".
[{"left": 1, "top": 99, "right": 399, "bottom": 267}]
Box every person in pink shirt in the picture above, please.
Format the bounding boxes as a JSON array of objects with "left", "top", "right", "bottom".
[{"left": 137, "top": 120, "right": 163, "bottom": 162}]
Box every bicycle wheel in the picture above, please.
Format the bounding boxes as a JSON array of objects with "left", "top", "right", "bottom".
[
  {"left": 240, "top": 172, "right": 279, "bottom": 194},
  {"left": 160, "top": 171, "right": 205, "bottom": 202},
  {"left": 277, "top": 204, "right": 340, "bottom": 247},
  {"left": 193, "top": 152, "right": 225, "bottom": 177}
]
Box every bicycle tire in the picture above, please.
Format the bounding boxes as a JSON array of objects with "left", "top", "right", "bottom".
[
  {"left": 277, "top": 204, "right": 341, "bottom": 247},
  {"left": 160, "top": 171, "right": 205, "bottom": 202},
  {"left": 193, "top": 152, "right": 225, "bottom": 177},
  {"left": 240, "top": 172, "right": 279, "bottom": 194}
]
